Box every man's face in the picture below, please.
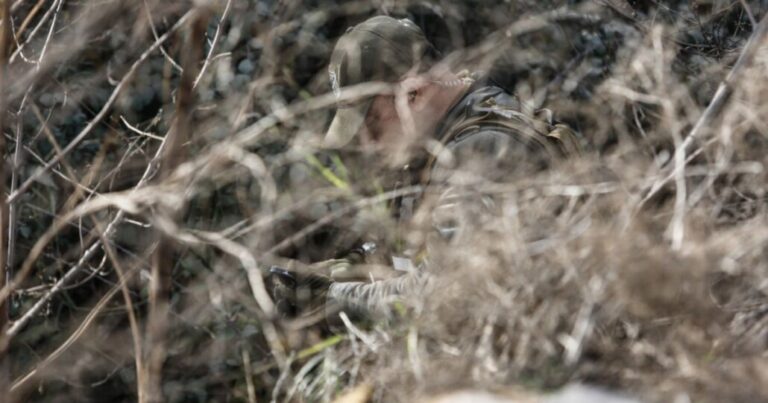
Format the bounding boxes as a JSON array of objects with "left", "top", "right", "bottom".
[
  {"left": 357, "top": 78, "right": 445, "bottom": 158},
  {"left": 360, "top": 93, "right": 403, "bottom": 144}
]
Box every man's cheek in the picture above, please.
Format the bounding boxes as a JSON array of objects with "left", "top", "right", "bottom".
[{"left": 359, "top": 123, "right": 378, "bottom": 144}]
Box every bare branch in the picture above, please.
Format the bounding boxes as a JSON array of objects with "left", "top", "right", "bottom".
[
  {"left": 95, "top": 224, "right": 147, "bottom": 403},
  {"left": 10, "top": 264, "right": 139, "bottom": 395},
  {"left": 640, "top": 13, "right": 768, "bottom": 208},
  {"left": 142, "top": 0, "right": 183, "bottom": 73},
  {"left": 7, "top": 9, "right": 194, "bottom": 205},
  {"left": 0, "top": 0, "right": 12, "bottom": 394},
  {"left": 146, "top": 6, "right": 207, "bottom": 402},
  {"left": 193, "top": 0, "right": 233, "bottom": 88},
  {"left": 4, "top": 125, "right": 169, "bottom": 339},
  {"left": 9, "top": 0, "right": 63, "bottom": 64}
]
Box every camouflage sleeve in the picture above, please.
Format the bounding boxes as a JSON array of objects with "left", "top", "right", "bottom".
[
  {"left": 322, "top": 132, "right": 518, "bottom": 321},
  {"left": 323, "top": 118, "right": 581, "bottom": 322},
  {"left": 326, "top": 270, "right": 431, "bottom": 322}
]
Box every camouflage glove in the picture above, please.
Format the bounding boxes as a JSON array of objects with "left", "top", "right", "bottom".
[
  {"left": 267, "top": 259, "right": 350, "bottom": 318},
  {"left": 268, "top": 266, "right": 331, "bottom": 318}
]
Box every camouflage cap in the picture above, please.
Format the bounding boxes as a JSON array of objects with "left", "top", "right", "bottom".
[{"left": 324, "top": 16, "right": 432, "bottom": 147}]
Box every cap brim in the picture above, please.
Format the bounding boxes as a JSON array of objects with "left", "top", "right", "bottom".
[{"left": 323, "top": 99, "right": 372, "bottom": 148}]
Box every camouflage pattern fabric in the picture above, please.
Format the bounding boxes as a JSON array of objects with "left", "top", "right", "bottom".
[{"left": 323, "top": 84, "right": 583, "bottom": 322}]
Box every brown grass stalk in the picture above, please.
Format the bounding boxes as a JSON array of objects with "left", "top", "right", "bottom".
[
  {"left": 145, "top": 6, "right": 208, "bottom": 402},
  {"left": 0, "top": 0, "right": 12, "bottom": 395}
]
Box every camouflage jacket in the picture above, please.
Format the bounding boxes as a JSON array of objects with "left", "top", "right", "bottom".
[{"left": 325, "top": 82, "right": 582, "bottom": 321}]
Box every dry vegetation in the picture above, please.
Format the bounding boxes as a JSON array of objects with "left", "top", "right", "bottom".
[{"left": 0, "top": 0, "right": 767, "bottom": 402}]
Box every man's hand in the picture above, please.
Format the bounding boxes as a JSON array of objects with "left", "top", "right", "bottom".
[{"left": 267, "top": 262, "right": 340, "bottom": 318}]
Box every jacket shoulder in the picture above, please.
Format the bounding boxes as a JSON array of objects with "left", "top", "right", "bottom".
[{"left": 439, "top": 86, "right": 581, "bottom": 160}]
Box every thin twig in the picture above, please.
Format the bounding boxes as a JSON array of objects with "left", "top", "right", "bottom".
[
  {"left": 15, "top": 0, "right": 47, "bottom": 41},
  {"left": 738, "top": 0, "right": 757, "bottom": 27},
  {"left": 120, "top": 116, "right": 164, "bottom": 141},
  {"left": 9, "top": 0, "right": 62, "bottom": 64},
  {"left": 96, "top": 224, "right": 147, "bottom": 403},
  {"left": 10, "top": 0, "right": 28, "bottom": 12},
  {"left": 31, "top": 104, "right": 95, "bottom": 211},
  {"left": 10, "top": 265, "right": 139, "bottom": 394},
  {"left": 21, "top": 142, "right": 99, "bottom": 199},
  {"left": 0, "top": 0, "right": 10, "bottom": 395},
  {"left": 193, "top": 0, "right": 232, "bottom": 88},
  {"left": 34, "top": 0, "right": 64, "bottom": 71},
  {"left": 142, "top": 0, "right": 183, "bottom": 72},
  {"left": 6, "top": 122, "right": 22, "bottom": 283},
  {"left": 639, "top": 13, "right": 768, "bottom": 208},
  {"left": 146, "top": 7, "right": 206, "bottom": 402},
  {"left": 7, "top": 9, "right": 194, "bottom": 205},
  {"left": 4, "top": 122, "right": 170, "bottom": 339},
  {"left": 5, "top": 87, "right": 36, "bottom": 281}
]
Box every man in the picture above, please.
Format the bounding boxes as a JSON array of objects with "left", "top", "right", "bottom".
[{"left": 268, "top": 15, "right": 580, "bottom": 322}]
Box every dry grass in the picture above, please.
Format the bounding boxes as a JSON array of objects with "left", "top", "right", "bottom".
[{"left": 0, "top": 0, "right": 767, "bottom": 402}]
